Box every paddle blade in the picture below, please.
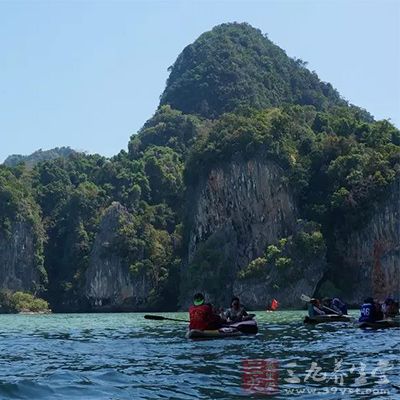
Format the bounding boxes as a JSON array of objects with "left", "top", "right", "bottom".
[
  {"left": 300, "top": 294, "right": 311, "bottom": 302},
  {"left": 144, "top": 315, "right": 165, "bottom": 320}
]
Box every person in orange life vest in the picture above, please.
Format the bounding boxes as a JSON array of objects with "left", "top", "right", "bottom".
[{"left": 189, "top": 293, "right": 224, "bottom": 330}]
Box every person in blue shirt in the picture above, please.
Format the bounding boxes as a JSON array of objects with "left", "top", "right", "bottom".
[
  {"left": 359, "top": 297, "right": 381, "bottom": 322},
  {"left": 331, "top": 297, "right": 348, "bottom": 315}
]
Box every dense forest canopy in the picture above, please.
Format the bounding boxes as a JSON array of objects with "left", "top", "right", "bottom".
[
  {"left": 160, "top": 23, "right": 372, "bottom": 120},
  {"left": 3, "top": 147, "right": 77, "bottom": 168},
  {"left": 186, "top": 104, "right": 399, "bottom": 226},
  {"left": 0, "top": 22, "right": 398, "bottom": 311}
]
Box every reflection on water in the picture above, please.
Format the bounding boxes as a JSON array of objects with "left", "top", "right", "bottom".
[{"left": 0, "top": 311, "right": 398, "bottom": 399}]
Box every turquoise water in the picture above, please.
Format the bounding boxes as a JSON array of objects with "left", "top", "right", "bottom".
[{"left": 0, "top": 311, "right": 398, "bottom": 399}]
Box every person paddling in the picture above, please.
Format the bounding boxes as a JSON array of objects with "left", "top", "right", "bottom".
[
  {"left": 321, "top": 297, "right": 348, "bottom": 315},
  {"left": 331, "top": 297, "right": 348, "bottom": 315},
  {"left": 189, "top": 293, "right": 224, "bottom": 331},
  {"left": 225, "top": 297, "right": 250, "bottom": 322},
  {"left": 308, "top": 298, "right": 326, "bottom": 317}
]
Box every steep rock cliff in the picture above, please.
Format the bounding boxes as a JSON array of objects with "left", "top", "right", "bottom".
[
  {"left": 0, "top": 221, "right": 42, "bottom": 292},
  {"left": 330, "top": 177, "right": 400, "bottom": 304},
  {"left": 84, "top": 202, "right": 151, "bottom": 311},
  {"left": 183, "top": 156, "right": 327, "bottom": 308}
]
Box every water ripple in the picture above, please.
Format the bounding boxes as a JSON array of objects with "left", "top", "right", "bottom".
[{"left": 0, "top": 311, "right": 398, "bottom": 399}]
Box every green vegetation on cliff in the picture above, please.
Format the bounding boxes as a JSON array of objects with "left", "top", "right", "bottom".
[
  {"left": 238, "top": 222, "right": 326, "bottom": 284},
  {"left": 0, "top": 291, "right": 50, "bottom": 313},
  {"left": 3, "top": 147, "right": 76, "bottom": 168},
  {"left": 186, "top": 105, "right": 399, "bottom": 228},
  {"left": 0, "top": 165, "right": 47, "bottom": 287},
  {"left": 29, "top": 150, "right": 183, "bottom": 310}
]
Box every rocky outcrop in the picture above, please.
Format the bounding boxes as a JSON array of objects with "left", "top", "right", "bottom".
[
  {"left": 183, "top": 156, "right": 326, "bottom": 308},
  {"left": 188, "top": 157, "right": 297, "bottom": 262},
  {"left": 0, "top": 222, "right": 41, "bottom": 292},
  {"left": 84, "top": 202, "right": 151, "bottom": 311},
  {"left": 234, "top": 258, "right": 326, "bottom": 309},
  {"left": 333, "top": 178, "right": 400, "bottom": 304}
]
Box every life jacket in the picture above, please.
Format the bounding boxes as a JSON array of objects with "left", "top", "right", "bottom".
[
  {"left": 189, "top": 304, "right": 221, "bottom": 330},
  {"left": 359, "top": 303, "right": 375, "bottom": 322},
  {"left": 271, "top": 299, "right": 279, "bottom": 311}
]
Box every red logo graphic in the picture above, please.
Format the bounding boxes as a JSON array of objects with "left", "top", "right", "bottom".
[{"left": 242, "top": 359, "right": 279, "bottom": 395}]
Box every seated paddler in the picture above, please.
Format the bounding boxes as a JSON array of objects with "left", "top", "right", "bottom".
[
  {"left": 189, "top": 293, "right": 224, "bottom": 331},
  {"left": 359, "top": 297, "right": 380, "bottom": 323},
  {"left": 224, "top": 297, "right": 250, "bottom": 322},
  {"left": 308, "top": 298, "right": 326, "bottom": 317}
]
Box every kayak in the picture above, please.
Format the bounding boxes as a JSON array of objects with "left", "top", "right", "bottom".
[
  {"left": 227, "top": 319, "right": 258, "bottom": 334},
  {"left": 186, "top": 327, "right": 242, "bottom": 339},
  {"left": 359, "top": 319, "right": 400, "bottom": 329},
  {"left": 304, "top": 314, "right": 353, "bottom": 324},
  {"left": 186, "top": 319, "right": 258, "bottom": 339}
]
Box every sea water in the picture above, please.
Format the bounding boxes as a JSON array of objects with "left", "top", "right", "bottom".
[{"left": 0, "top": 311, "right": 398, "bottom": 399}]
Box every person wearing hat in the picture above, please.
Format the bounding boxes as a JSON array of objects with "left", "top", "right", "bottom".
[{"left": 189, "top": 293, "right": 224, "bottom": 331}]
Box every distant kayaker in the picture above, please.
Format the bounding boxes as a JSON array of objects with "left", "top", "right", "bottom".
[
  {"left": 224, "top": 297, "right": 250, "bottom": 322},
  {"left": 382, "top": 298, "right": 399, "bottom": 319},
  {"left": 359, "top": 297, "right": 382, "bottom": 322},
  {"left": 266, "top": 298, "right": 279, "bottom": 311},
  {"left": 189, "top": 293, "right": 224, "bottom": 330},
  {"left": 308, "top": 298, "right": 326, "bottom": 317}
]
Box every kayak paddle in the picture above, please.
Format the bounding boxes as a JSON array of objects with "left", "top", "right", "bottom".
[
  {"left": 144, "top": 315, "right": 189, "bottom": 323},
  {"left": 300, "top": 294, "right": 341, "bottom": 315},
  {"left": 300, "top": 294, "right": 312, "bottom": 302}
]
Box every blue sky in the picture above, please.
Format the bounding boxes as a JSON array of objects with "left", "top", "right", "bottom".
[{"left": 1, "top": 0, "right": 399, "bottom": 162}]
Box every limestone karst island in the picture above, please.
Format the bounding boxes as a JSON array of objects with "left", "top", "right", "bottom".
[{"left": 1, "top": 15, "right": 400, "bottom": 399}]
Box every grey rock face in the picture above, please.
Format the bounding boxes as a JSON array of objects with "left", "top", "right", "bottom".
[
  {"left": 0, "top": 222, "right": 40, "bottom": 292},
  {"left": 84, "top": 202, "right": 150, "bottom": 311},
  {"left": 336, "top": 178, "right": 400, "bottom": 304},
  {"left": 188, "top": 158, "right": 297, "bottom": 264},
  {"left": 184, "top": 157, "right": 325, "bottom": 308}
]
